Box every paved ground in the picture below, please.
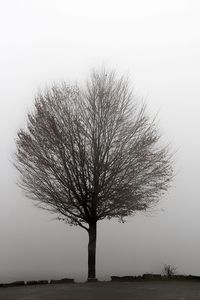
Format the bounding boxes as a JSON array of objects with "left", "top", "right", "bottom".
[{"left": 0, "top": 281, "right": 200, "bottom": 300}]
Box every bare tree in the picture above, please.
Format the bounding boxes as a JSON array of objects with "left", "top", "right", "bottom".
[
  {"left": 14, "top": 70, "right": 173, "bottom": 281},
  {"left": 163, "top": 264, "right": 177, "bottom": 278}
]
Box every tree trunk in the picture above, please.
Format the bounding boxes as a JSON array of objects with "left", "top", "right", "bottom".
[{"left": 87, "top": 222, "right": 97, "bottom": 280}]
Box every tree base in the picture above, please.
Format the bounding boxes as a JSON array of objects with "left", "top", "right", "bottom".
[{"left": 87, "top": 278, "right": 98, "bottom": 282}]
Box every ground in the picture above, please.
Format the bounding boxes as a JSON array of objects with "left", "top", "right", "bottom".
[{"left": 0, "top": 281, "right": 200, "bottom": 300}]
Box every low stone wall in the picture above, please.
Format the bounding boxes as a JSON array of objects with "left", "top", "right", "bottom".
[
  {"left": 50, "top": 278, "right": 74, "bottom": 284},
  {"left": 1, "top": 274, "right": 200, "bottom": 287},
  {"left": 0, "top": 278, "right": 74, "bottom": 288},
  {"left": 111, "top": 276, "right": 142, "bottom": 282},
  {"left": 111, "top": 274, "right": 200, "bottom": 282},
  {"left": 0, "top": 281, "right": 25, "bottom": 288}
]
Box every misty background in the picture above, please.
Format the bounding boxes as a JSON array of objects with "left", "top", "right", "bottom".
[{"left": 0, "top": 0, "right": 200, "bottom": 282}]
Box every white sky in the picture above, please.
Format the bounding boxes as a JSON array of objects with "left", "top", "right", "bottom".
[{"left": 0, "top": 0, "right": 200, "bottom": 282}]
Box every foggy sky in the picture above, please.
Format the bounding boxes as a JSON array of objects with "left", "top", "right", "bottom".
[{"left": 0, "top": 0, "right": 200, "bottom": 282}]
